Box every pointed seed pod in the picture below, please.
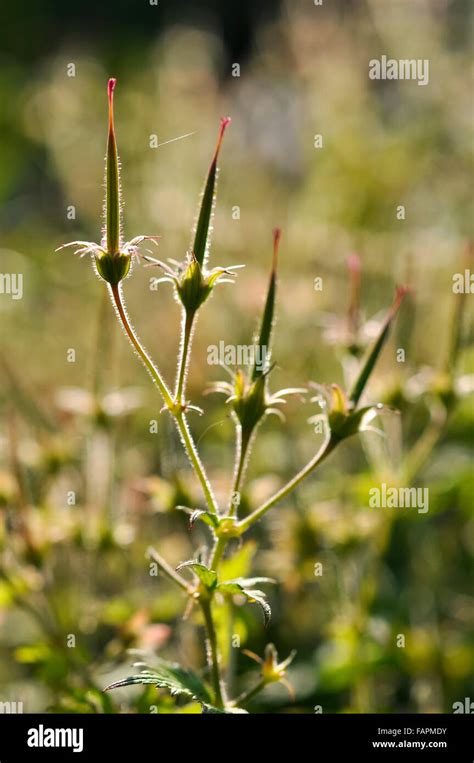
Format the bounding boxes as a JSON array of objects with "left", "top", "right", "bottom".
[
  {"left": 252, "top": 228, "right": 280, "bottom": 381},
  {"left": 349, "top": 286, "right": 409, "bottom": 406},
  {"left": 192, "top": 117, "right": 231, "bottom": 267}
]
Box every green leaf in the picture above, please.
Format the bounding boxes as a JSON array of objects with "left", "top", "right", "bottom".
[
  {"left": 219, "top": 541, "right": 257, "bottom": 582},
  {"left": 216, "top": 582, "right": 245, "bottom": 596},
  {"left": 176, "top": 506, "right": 219, "bottom": 529},
  {"left": 176, "top": 560, "right": 218, "bottom": 591},
  {"left": 216, "top": 577, "right": 273, "bottom": 625},
  {"left": 104, "top": 662, "right": 212, "bottom": 707},
  {"left": 349, "top": 287, "right": 408, "bottom": 406},
  {"left": 193, "top": 118, "right": 230, "bottom": 267},
  {"left": 242, "top": 589, "right": 272, "bottom": 627},
  {"left": 229, "top": 576, "right": 276, "bottom": 587},
  {"left": 252, "top": 228, "right": 280, "bottom": 380},
  {"left": 203, "top": 705, "right": 249, "bottom": 714}
]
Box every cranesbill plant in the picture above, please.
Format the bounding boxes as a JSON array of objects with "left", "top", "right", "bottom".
[{"left": 57, "top": 79, "right": 407, "bottom": 713}]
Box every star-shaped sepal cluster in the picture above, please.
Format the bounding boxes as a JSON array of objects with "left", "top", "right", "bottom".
[{"left": 56, "top": 78, "right": 161, "bottom": 286}]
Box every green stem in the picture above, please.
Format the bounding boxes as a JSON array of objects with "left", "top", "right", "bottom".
[
  {"left": 110, "top": 283, "right": 173, "bottom": 406},
  {"left": 175, "top": 411, "right": 219, "bottom": 515},
  {"left": 110, "top": 283, "right": 219, "bottom": 515},
  {"left": 230, "top": 677, "right": 267, "bottom": 708},
  {"left": 200, "top": 598, "right": 225, "bottom": 708},
  {"left": 147, "top": 547, "right": 192, "bottom": 592},
  {"left": 228, "top": 426, "right": 252, "bottom": 517},
  {"left": 238, "top": 435, "right": 337, "bottom": 532},
  {"left": 175, "top": 310, "right": 195, "bottom": 404},
  {"left": 209, "top": 535, "right": 227, "bottom": 570},
  {"left": 403, "top": 408, "right": 448, "bottom": 484}
]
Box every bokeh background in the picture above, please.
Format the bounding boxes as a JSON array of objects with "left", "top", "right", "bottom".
[{"left": 0, "top": 0, "right": 472, "bottom": 713}]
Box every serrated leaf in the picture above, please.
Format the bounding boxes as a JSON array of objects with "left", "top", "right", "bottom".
[
  {"left": 176, "top": 506, "right": 219, "bottom": 529},
  {"left": 190, "top": 510, "right": 219, "bottom": 529},
  {"left": 176, "top": 560, "right": 218, "bottom": 591},
  {"left": 104, "top": 662, "right": 212, "bottom": 706},
  {"left": 226, "top": 576, "right": 276, "bottom": 588},
  {"left": 203, "top": 705, "right": 249, "bottom": 714},
  {"left": 242, "top": 589, "right": 272, "bottom": 627}
]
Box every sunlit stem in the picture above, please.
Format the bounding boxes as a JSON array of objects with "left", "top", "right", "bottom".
[
  {"left": 109, "top": 283, "right": 219, "bottom": 515},
  {"left": 175, "top": 309, "right": 195, "bottom": 404},
  {"left": 109, "top": 283, "right": 172, "bottom": 405},
  {"left": 238, "top": 434, "right": 338, "bottom": 532},
  {"left": 228, "top": 424, "right": 253, "bottom": 517},
  {"left": 200, "top": 598, "right": 225, "bottom": 708},
  {"left": 229, "top": 677, "right": 267, "bottom": 708},
  {"left": 146, "top": 547, "right": 192, "bottom": 592},
  {"left": 209, "top": 535, "right": 227, "bottom": 570},
  {"left": 175, "top": 410, "right": 219, "bottom": 515}
]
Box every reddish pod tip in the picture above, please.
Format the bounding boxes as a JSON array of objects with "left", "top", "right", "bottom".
[
  {"left": 272, "top": 228, "right": 282, "bottom": 269},
  {"left": 108, "top": 78, "right": 117, "bottom": 99},
  {"left": 107, "top": 79, "right": 117, "bottom": 134},
  {"left": 346, "top": 252, "right": 361, "bottom": 275},
  {"left": 384, "top": 285, "right": 410, "bottom": 326},
  {"left": 214, "top": 117, "right": 231, "bottom": 160}
]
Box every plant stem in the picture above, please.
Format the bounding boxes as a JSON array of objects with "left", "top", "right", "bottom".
[
  {"left": 146, "top": 547, "right": 192, "bottom": 592},
  {"left": 175, "top": 410, "right": 219, "bottom": 515},
  {"left": 238, "top": 435, "right": 337, "bottom": 532},
  {"left": 209, "top": 535, "right": 227, "bottom": 569},
  {"left": 110, "top": 283, "right": 173, "bottom": 407},
  {"left": 175, "top": 310, "right": 195, "bottom": 404},
  {"left": 228, "top": 425, "right": 252, "bottom": 517},
  {"left": 109, "top": 283, "right": 219, "bottom": 515},
  {"left": 200, "top": 598, "right": 225, "bottom": 708},
  {"left": 229, "top": 677, "right": 267, "bottom": 708}
]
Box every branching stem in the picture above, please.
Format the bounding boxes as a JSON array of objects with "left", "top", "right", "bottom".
[
  {"left": 109, "top": 283, "right": 219, "bottom": 515},
  {"left": 238, "top": 434, "right": 338, "bottom": 532}
]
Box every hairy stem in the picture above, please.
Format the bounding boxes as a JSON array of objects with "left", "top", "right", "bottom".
[
  {"left": 228, "top": 425, "right": 252, "bottom": 517},
  {"left": 175, "top": 309, "right": 195, "bottom": 404},
  {"left": 229, "top": 677, "right": 267, "bottom": 708},
  {"left": 109, "top": 283, "right": 219, "bottom": 515},
  {"left": 110, "top": 283, "right": 173, "bottom": 406},
  {"left": 200, "top": 598, "right": 225, "bottom": 708},
  {"left": 238, "top": 434, "right": 338, "bottom": 532},
  {"left": 209, "top": 535, "right": 227, "bottom": 570},
  {"left": 175, "top": 410, "right": 219, "bottom": 515},
  {"left": 146, "top": 547, "right": 191, "bottom": 592}
]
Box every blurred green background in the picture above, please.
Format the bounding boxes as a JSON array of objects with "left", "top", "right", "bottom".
[{"left": 0, "top": 0, "right": 472, "bottom": 713}]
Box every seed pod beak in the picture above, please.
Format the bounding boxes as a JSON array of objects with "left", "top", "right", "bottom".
[
  {"left": 349, "top": 285, "right": 409, "bottom": 406},
  {"left": 252, "top": 228, "right": 281, "bottom": 381},
  {"left": 192, "top": 117, "right": 231, "bottom": 267},
  {"left": 106, "top": 77, "right": 121, "bottom": 256}
]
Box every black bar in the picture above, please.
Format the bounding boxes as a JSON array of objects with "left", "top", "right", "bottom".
[{"left": 0, "top": 713, "right": 470, "bottom": 760}]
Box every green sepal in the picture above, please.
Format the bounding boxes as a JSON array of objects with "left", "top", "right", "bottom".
[{"left": 95, "top": 252, "right": 131, "bottom": 285}]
